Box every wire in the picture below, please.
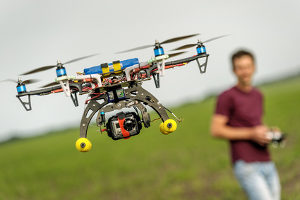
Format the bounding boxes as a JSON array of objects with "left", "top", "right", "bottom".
[
  {"left": 163, "top": 106, "right": 183, "bottom": 122},
  {"left": 85, "top": 92, "right": 105, "bottom": 104},
  {"left": 150, "top": 117, "right": 162, "bottom": 123}
]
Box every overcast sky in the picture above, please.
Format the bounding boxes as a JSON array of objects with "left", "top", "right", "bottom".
[{"left": 0, "top": 0, "right": 299, "bottom": 141}]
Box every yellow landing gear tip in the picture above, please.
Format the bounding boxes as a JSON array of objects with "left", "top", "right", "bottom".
[
  {"left": 160, "top": 122, "right": 170, "bottom": 135},
  {"left": 75, "top": 138, "right": 92, "bottom": 152},
  {"left": 163, "top": 119, "right": 177, "bottom": 132},
  {"left": 160, "top": 119, "right": 177, "bottom": 135}
]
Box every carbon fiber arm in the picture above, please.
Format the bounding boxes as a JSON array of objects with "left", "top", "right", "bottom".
[
  {"left": 16, "top": 82, "right": 83, "bottom": 97},
  {"left": 165, "top": 53, "right": 208, "bottom": 66}
]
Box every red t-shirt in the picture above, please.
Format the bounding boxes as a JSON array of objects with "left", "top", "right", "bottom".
[{"left": 215, "top": 86, "right": 270, "bottom": 163}]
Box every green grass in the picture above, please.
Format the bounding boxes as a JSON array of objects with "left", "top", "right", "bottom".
[{"left": 0, "top": 76, "right": 300, "bottom": 200}]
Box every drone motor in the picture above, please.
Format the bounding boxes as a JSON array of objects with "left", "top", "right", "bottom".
[
  {"left": 154, "top": 41, "right": 165, "bottom": 57},
  {"left": 16, "top": 82, "right": 27, "bottom": 94},
  {"left": 196, "top": 41, "right": 206, "bottom": 55},
  {"left": 56, "top": 64, "right": 67, "bottom": 77}
]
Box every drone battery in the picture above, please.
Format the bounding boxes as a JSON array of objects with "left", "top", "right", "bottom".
[
  {"left": 56, "top": 67, "right": 67, "bottom": 77},
  {"left": 16, "top": 84, "right": 26, "bottom": 93},
  {"left": 84, "top": 66, "right": 103, "bottom": 75},
  {"left": 117, "top": 58, "right": 139, "bottom": 69},
  {"left": 84, "top": 58, "right": 139, "bottom": 75},
  {"left": 197, "top": 45, "right": 206, "bottom": 55}
]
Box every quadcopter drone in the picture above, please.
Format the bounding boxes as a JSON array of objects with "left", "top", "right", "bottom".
[{"left": 2, "top": 33, "right": 227, "bottom": 152}]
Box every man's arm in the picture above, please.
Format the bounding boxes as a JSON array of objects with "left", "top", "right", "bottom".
[{"left": 210, "top": 114, "right": 270, "bottom": 145}]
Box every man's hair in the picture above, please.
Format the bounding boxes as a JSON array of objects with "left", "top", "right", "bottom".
[{"left": 231, "top": 49, "right": 255, "bottom": 70}]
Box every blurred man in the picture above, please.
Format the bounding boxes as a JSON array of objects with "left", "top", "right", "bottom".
[{"left": 210, "top": 50, "right": 281, "bottom": 200}]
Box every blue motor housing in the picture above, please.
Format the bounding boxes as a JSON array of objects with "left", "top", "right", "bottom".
[
  {"left": 197, "top": 45, "right": 206, "bottom": 55},
  {"left": 154, "top": 47, "right": 164, "bottom": 57},
  {"left": 84, "top": 58, "right": 139, "bottom": 75},
  {"left": 17, "top": 84, "right": 26, "bottom": 93},
  {"left": 56, "top": 67, "right": 67, "bottom": 77}
]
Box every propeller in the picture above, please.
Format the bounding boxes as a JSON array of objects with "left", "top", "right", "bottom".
[
  {"left": 21, "top": 53, "right": 98, "bottom": 75},
  {"left": 116, "top": 33, "right": 199, "bottom": 53},
  {"left": 167, "top": 51, "right": 187, "bottom": 58},
  {"left": 0, "top": 78, "right": 39, "bottom": 85},
  {"left": 171, "top": 35, "right": 229, "bottom": 51},
  {"left": 41, "top": 81, "right": 60, "bottom": 88}
]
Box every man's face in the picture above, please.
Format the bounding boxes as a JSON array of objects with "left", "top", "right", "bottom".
[{"left": 233, "top": 55, "right": 255, "bottom": 86}]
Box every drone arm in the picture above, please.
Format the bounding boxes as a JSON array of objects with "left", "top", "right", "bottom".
[
  {"left": 150, "top": 54, "right": 209, "bottom": 74},
  {"left": 16, "top": 85, "right": 62, "bottom": 97},
  {"left": 164, "top": 54, "right": 208, "bottom": 66},
  {"left": 16, "top": 82, "right": 84, "bottom": 97},
  {"left": 16, "top": 87, "right": 60, "bottom": 111},
  {"left": 145, "top": 54, "right": 208, "bottom": 74}
]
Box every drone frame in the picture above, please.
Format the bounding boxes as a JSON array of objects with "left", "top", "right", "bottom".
[{"left": 15, "top": 51, "right": 209, "bottom": 151}]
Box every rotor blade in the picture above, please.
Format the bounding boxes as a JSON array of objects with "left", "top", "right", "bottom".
[
  {"left": 203, "top": 34, "right": 229, "bottom": 43},
  {"left": 116, "top": 44, "right": 154, "bottom": 54},
  {"left": 171, "top": 43, "right": 197, "bottom": 51},
  {"left": 116, "top": 33, "right": 199, "bottom": 54},
  {"left": 21, "top": 65, "right": 57, "bottom": 75},
  {"left": 63, "top": 53, "right": 99, "bottom": 65},
  {"left": 23, "top": 79, "right": 40, "bottom": 85},
  {"left": 168, "top": 51, "right": 187, "bottom": 58},
  {"left": 41, "top": 82, "right": 59, "bottom": 88},
  {"left": 0, "top": 79, "right": 17, "bottom": 83},
  {"left": 161, "top": 33, "right": 199, "bottom": 45}
]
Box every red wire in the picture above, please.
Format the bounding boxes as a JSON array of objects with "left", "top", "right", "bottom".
[{"left": 85, "top": 92, "right": 105, "bottom": 104}]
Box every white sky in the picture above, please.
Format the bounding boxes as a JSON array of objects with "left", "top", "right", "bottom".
[{"left": 0, "top": 0, "right": 299, "bottom": 141}]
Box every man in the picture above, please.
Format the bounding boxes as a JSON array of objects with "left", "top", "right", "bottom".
[{"left": 210, "top": 49, "right": 281, "bottom": 200}]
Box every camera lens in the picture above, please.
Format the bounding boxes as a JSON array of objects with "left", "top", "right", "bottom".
[{"left": 123, "top": 119, "right": 136, "bottom": 131}]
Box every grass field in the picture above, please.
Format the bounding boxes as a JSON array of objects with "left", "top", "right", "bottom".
[{"left": 0, "top": 76, "right": 300, "bottom": 200}]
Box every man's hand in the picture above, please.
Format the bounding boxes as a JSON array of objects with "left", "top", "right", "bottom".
[
  {"left": 252, "top": 125, "right": 271, "bottom": 146},
  {"left": 211, "top": 115, "right": 272, "bottom": 144}
]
